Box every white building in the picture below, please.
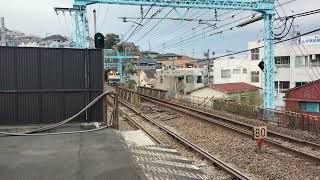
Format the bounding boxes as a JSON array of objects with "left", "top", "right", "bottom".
[
  {"left": 213, "top": 37, "right": 320, "bottom": 110},
  {"left": 155, "top": 68, "right": 209, "bottom": 94}
]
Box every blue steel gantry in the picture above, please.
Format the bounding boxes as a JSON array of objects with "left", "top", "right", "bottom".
[{"left": 72, "top": 0, "right": 275, "bottom": 109}]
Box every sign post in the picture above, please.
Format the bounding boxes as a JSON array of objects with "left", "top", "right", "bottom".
[{"left": 252, "top": 126, "right": 267, "bottom": 152}]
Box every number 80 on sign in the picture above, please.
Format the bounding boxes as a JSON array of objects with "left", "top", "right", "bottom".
[{"left": 252, "top": 126, "right": 267, "bottom": 140}]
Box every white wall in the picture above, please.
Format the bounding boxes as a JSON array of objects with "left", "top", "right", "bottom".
[
  {"left": 189, "top": 87, "right": 227, "bottom": 98},
  {"left": 213, "top": 41, "right": 320, "bottom": 110},
  {"left": 213, "top": 57, "right": 263, "bottom": 88},
  {"left": 155, "top": 68, "right": 207, "bottom": 93}
]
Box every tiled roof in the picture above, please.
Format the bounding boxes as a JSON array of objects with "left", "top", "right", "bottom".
[
  {"left": 287, "top": 79, "right": 320, "bottom": 92},
  {"left": 209, "top": 82, "right": 260, "bottom": 93},
  {"left": 41, "top": 35, "right": 68, "bottom": 42},
  {"left": 139, "top": 58, "right": 157, "bottom": 64},
  {"left": 158, "top": 53, "right": 179, "bottom": 57}
]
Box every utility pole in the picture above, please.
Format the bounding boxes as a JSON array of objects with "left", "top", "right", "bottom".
[
  {"left": 93, "top": 9, "right": 97, "bottom": 34},
  {"left": 204, "top": 49, "right": 210, "bottom": 85},
  {"left": 0, "top": 17, "right": 6, "bottom": 46}
]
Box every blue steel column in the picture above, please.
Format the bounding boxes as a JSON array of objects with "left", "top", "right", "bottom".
[
  {"left": 117, "top": 52, "right": 123, "bottom": 84},
  {"left": 74, "top": 5, "right": 89, "bottom": 48},
  {"left": 263, "top": 12, "right": 275, "bottom": 109}
]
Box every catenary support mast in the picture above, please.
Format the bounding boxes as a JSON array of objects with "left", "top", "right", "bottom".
[{"left": 72, "top": 0, "right": 275, "bottom": 109}]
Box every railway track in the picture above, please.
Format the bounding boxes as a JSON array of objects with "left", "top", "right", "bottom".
[
  {"left": 118, "top": 107, "right": 162, "bottom": 144},
  {"left": 117, "top": 98, "right": 252, "bottom": 180},
  {"left": 139, "top": 94, "right": 320, "bottom": 164}
]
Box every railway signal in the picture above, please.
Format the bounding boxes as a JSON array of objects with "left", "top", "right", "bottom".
[{"left": 94, "top": 33, "right": 104, "bottom": 49}]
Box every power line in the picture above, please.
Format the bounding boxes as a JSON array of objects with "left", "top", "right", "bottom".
[
  {"left": 130, "top": 7, "right": 166, "bottom": 40},
  {"left": 157, "top": 9, "right": 238, "bottom": 49},
  {"left": 158, "top": 0, "right": 297, "bottom": 51},
  {"left": 124, "top": 5, "right": 154, "bottom": 43},
  {"left": 99, "top": 5, "right": 110, "bottom": 32},
  {"left": 151, "top": 9, "right": 214, "bottom": 44},
  {"left": 276, "top": 0, "right": 320, "bottom": 80},
  {"left": 135, "top": 8, "right": 174, "bottom": 43},
  {"left": 194, "top": 26, "right": 320, "bottom": 63}
]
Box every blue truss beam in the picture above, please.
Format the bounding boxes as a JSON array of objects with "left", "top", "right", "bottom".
[{"left": 75, "top": 0, "right": 273, "bottom": 13}]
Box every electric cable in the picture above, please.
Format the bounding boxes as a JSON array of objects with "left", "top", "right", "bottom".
[
  {"left": 25, "top": 91, "right": 111, "bottom": 134},
  {"left": 135, "top": 8, "right": 174, "bottom": 43},
  {"left": 0, "top": 92, "right": 116, "bottom": 136},
  {"left": 194, "top": 27, "right": 320, "bottom": 63}
]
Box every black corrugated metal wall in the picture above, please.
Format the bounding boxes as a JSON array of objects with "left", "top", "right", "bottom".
[{"left": 0, "top": 47, "right": 104, "bottom": 125}]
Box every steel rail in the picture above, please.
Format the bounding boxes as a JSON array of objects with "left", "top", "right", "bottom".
[
  {"left": 118, "top": 105, "right": 163, "bottom": 145},
  {"left": 141, "top": 94, "right": 320, "bottom": 149},
  {"left": 118, "top": 98, "right": 252, "bottom": 180},
  {"left": 139, "top": 94, "right": 320, "bottom": 164}
]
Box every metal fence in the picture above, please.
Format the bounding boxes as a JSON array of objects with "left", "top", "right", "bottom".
[
  {"left": 0, "top": 47, "right": 104, "bottom": 125},
  {"left": 175, "top": 95, "right": 320, "bottom": 134}
]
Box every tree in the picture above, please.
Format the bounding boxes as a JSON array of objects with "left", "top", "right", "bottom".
[
  {"left": 124, "top": 59, "right": 137, "bottom": 75},
  {"left": 117, "top": 42, "right": 139, "bottom": 55},
  {"left": 104, "top": 33, "right": 120, "bottom": 49}
]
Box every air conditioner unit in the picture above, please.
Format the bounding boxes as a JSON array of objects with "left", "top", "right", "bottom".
[
  {"left": 274, "top": 67, "right": 277, "bottom": 73},
  {"left": 311, "top": 54, "right": 316, "bottom": 60}
]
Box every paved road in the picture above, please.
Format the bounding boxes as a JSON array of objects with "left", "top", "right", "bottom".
[{"left": 0, "top": 129, "right": 144, "bottom": 180}]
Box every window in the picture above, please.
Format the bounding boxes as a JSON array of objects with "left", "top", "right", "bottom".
[
  {"left": 275, "top": 56, "right": 290, "bottom": 67},
  {"left": 243, "top": 68, "right": 247, "bottom": 74},
  {"left": 251, "top": 71, "right": 259, "bottom": 83},
  {"left": 295, "top": 82, "right": 307, "bottom": 87},
  {"left": 186, "top": 75, "right": 194, "bottom": 83},
  {"left": 251, "top": 48, "right": 259, "bottom": 60},
  {"left": 221, "top": 69, "right": 231, "bottom": 79},
  {"left": 160, "top": 76, "right": 163, "bottom": 83},
  {"left": 299, "top": 102, "right": 320, "bottom": 113},
  {"left": 233, "top": 69, "right": 241, "bottom": 74},
  {"left": 295, "top": 56, "right": 308, "bottom": 67},
  {"left": 275, "top": 81, "right": 278, "bottom": 93},
  {"left": 310, "top": 54, "right": 320, "bottom": 67},
  {"left": 196, "top": 76, "right": 202, "bottom": 83},
  {"left": 279, "top": 81, "right": 290, "bottom": 93}
]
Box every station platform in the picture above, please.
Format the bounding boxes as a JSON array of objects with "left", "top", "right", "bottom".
[{"left": 0, "top": 128, "right": 208, "bottom": 180}]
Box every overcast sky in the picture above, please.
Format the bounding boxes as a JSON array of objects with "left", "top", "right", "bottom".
[{"left": 1, "top": 0, "right": 319, "bottom": 57}]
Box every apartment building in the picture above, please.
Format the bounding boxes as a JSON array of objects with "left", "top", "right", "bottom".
[{"left": 213, "top": 36, "right": 320, "bottom": 110}]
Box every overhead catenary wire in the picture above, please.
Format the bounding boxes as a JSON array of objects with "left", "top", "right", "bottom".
[
  {"left": 157, "top": 9, "right": 236, "bottom": 48},
  {"left": 134, "top": 8, "right": 174, "bottom": 43},
  {"left": 158, "top": 10, "right": 244, "bottom": 49},
  {"left": 130, "top": 7, "right": 166, "bottom": 41},
  {"left": 160, "top": 5, "right": 317, "bottom": 52},
  {"left": 194, "top": 27, "right": 320, "bottom": 63},
  {"left": 124, "top": 5, "right": 154, "bottom": 43},
  {"left": 99, "top": 5, "right": 110, "bottom": 32},
  {"left": 276, "top": 0, "right": 320, "bottom": 80},
  {"left": 157, "top": 0, "right": 297, "bottom": 52}
]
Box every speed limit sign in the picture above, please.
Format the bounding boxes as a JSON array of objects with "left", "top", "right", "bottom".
[{"left": 252, "top": 126, "right": 267, "bottom": 140}]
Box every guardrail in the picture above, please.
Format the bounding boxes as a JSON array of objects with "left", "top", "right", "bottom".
[
  {"left": 138, "top": 86, "right": 173, "bottom": 100},
  {"left": 116, "top": 87, "right": 140, "bottom": 106}
]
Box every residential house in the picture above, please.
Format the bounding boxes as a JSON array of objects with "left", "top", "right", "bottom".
[
  {"left": 285, "top": 79, "right": 320, "bottom": 115},
  {"left": 138, "top": 58, "right": 161, "bottom": 70},
  {"left": 187, "top": 82, "right": 262, "bottom": 105},
  {"left": 155, "top": 68, "right": 205, "bottom": 94},
  {"left": 140, "top": 50, "right": 159, "bottom": 59},
  {"left": 139, "top": 69, "right": 156, "bottom": 88},
  {"left": 159, "top": 54, "right": 198, "bottom": 69}
]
